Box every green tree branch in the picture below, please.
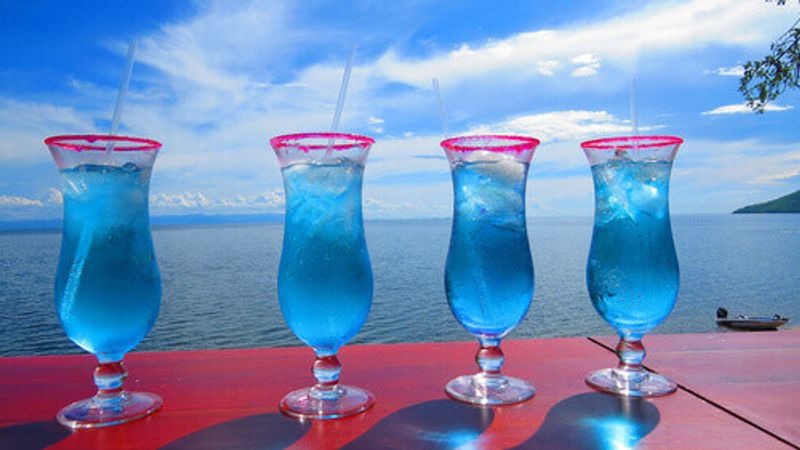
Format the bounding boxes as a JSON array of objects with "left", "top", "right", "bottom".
[{"left": 739, "top": 1, "right": 800, "bottom": 112}]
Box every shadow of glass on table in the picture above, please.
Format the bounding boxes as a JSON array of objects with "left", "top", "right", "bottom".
[
  {"left": 0, "top": 420, "right": 71, "bottom": 449},
  {"left": 160, "top": 413, "right": 309, "bottom": 450},
  {"left": 342, "top": 399, "right": 494, "bottom": 450},
  {"left": 513, "top": 392, "right": 660, "bottom": 450}
]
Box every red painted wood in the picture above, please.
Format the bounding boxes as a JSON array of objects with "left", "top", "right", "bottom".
[
  {"left": 594, "top": 330, "right": 800, "bottom": 447},
  {"left": 0, "top": 336, "right": 789, "bottom": 449}
]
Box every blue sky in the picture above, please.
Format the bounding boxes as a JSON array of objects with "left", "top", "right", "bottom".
[{"left": 1, "top": 0, "right": 799, "bottom": 220}]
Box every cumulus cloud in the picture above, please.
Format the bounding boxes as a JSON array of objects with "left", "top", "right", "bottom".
[
  {"left": 570, "top": 53, "right": 601, "bottom": 77},
  {"left": 702, "top": 103, "right": 794, "bottom": 115},
  {"left": 3, "top": 0, "right": 800, "bottom": 221},
  {"left": 47, "top": 188, "right": 63, "bottom": 206},
  {"left": 0, "top": 189, "right": 64, "bottom": 208},
  {"left": 371, "top": 0, "right": 794, "bottom": 86},
  {"left": 151, "top": 190, "right": 284, "bottom": 212},
  {"left": 470, "top": 110, "right": 659, "bottom": 143},
  {"left": 536, "top": 60, "right": 560, "bottom": 76},
  {"left": 152, "top": 192, "right": 211, "bottom": 208},
  {"left": 367, "top": 116, "right": 385, "bottom": 134},
  {"left": 0, "top": 195, "right": 44, "bottom": 207},
  {"left": 706, "top": 65, "right": 745, "bottom": 77}
]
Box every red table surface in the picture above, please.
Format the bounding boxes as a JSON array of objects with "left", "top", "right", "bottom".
[
  {"left": 595, "top": 330, "right": 800, "bottom": 448},
  {"left": 0, "top": 336, "right": 793, "bottom": 449}
]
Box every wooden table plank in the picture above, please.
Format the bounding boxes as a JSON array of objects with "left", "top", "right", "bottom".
[
  {"left": 0, "top": 336, "right": 790, "bottom": 449},
  {"left": 593, "top": 330, "right": 800, "bottom": 447}
]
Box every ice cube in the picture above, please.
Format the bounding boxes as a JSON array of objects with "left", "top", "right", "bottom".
[
  {"left": 629, "top": 184, "right": 663, "bottom": 218},
  {"left": 470, "top": 153, "right": 526, "bottom": 186},
  {"left": 491, "top": 212, "right": 525, "bottom": 232},
  {"left": 595, "top": 161, "right": 637, "bottom": 223},
  {"left": 121, "top": 162, "right": 139, "bottom": 172}
]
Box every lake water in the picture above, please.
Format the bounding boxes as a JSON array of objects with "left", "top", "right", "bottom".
[{"left": 1, "top": 214, "right": 798, "bottom": 357}]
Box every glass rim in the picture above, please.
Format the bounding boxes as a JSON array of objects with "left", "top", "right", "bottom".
[
  {"left": 270, "top": 132, "right": 375, "bottom": 152},
  {"left": 441, "top": 134, "right": 540, "bottom": 153},
  {"left": 581, "top": 135, "right": 683, "bottom": 150},
  {"left": 44, "top": 134, "right": 162, "bottom": 152}
]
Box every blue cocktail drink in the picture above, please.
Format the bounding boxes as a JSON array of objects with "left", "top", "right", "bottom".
[
  {"left": 442, "top": 135, "right": 539, "bottom": 406},
  {"left": 446, "top": 160, "right": 533, "bottom": 337},
  {"left": 588, "top": 161, "right": 679, "bottom": 336},
  {"left": 582, "top": 135, "right": 683, "bottom": 397},
  {"left": 46, "top": 135, "right": 163, "bottom": 428},
  {"left": 271, "top": 132, "right": 375, "bottom": 420},
  {"left": 279, "top": 161, "right": 372, "bottom": 357},
  {"left": 57, "top": 164, "right": 161, "bottom": 362}
]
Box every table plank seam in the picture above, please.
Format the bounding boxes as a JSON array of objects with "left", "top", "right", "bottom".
[{"left": 585, "top": 337, "right": 800, "bottom": 450}]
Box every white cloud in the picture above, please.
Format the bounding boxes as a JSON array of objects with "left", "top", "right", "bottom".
[
  {"left": 217, "top": 191, "right": 284, "bottom": 208},
  {"left": 571, "top": 53, "right": 600, "bottom": 66},
  {"left": 152, "top": 192, "right": 211, "bottom": 208},
  {"left": 371, "top": 0, "right": 795, "bottom": 87},
  {"left": 536, "top": 60, "right": 560, "bottom": 76},
  {"left": 570, "top": 66, "right": 599, "bottom": 77},
  {"left": 0, "top": 99, "right": 98, "bottom": 164},
  {"left": 4, "top": 0, "right": 800, "bottom": 221},
  {"left": 702, "top": 103, "right": 794, "bottom": 115},
  {"left": 0, "top": 195, "right": 44, "bottom": 207},
  {"left": 753, "top": 168, "right": 800, "bottom": 184},
  {"left": 151, "top": 190, "right": 284, "bottom": 212},
  {"left": 46, "top": 188, "right": 63, "bottom": 206},
  {"left": 570, "top": 53, "right": 601, "bottom": 76},
  {"left": 707, "top": 65, "right": 745, "bottom": 77},
  {"left": 135, "top": 1, "right": 302, "bottom": 95},
  {"left": 0, "top": 189, "right": 63, "bottom": 208},
  {"left": 470, "top": 110, "right": 659, "bottom": 143},
  {"left": 367, "top": 116, "right": 385, "bottom": 134}
]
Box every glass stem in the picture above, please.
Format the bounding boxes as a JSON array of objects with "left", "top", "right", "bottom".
[
  {"left": 92, "top": 361, "right": 129, "bottom": 410},
  {"left": 613, "top": 337, "right": 648, "bottom": 388},
  {"left": 476, "top": 337, "right": 508, "bottom": 389},
  {"left": 310, "top": 354, "right": 344, "bottom": 401}
]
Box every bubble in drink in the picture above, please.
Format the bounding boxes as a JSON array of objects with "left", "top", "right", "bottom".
[
  {"left": 56, "top": 164, "right": 161, "bottom": 363},
  {"left": 445, "top": 158, "right": 533, "bottom": 337},
  {"left": 587, "top": 160, "right": 679, "bottom": 338},
  {"left": 278, "top": 161, "right": 372, "bottom": 355}
]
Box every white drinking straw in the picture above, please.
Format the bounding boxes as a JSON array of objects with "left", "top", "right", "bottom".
[
  {"left": 431, "top": 78, "right": 450, "bottom": 137},
  {"left": 328, "top": 46, "right": 356, "bottom": 150},
  {"left": 629, "top": 76, "right": 639, "bottom": 137},
  {"left": 107, "top": 41, "right": 137, "bottom": 152}
]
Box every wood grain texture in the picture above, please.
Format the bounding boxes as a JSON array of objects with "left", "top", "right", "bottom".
[
  {"left": 0, "top": 336, "right": 791, "bottom": 449},
  {"left": 593, "top": 330, "right": 800, "bottom": 448}
]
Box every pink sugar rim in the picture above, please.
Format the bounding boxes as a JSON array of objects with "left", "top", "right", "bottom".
[
  {"left": 270, "top": 132, "right": 375, "bottom": 152},
  {"left": 44, "top": 134, "right": 161, "bottom": 152},
  {"left": 441, "top": 134, "right": 540, "bottom": 153},
  {"left": 581, "top": 135, "right": 683, "bottom": 150}
]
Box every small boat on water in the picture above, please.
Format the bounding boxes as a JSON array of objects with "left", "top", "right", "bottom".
[{"left": 716, "top": 307, "right": 790, "bottom": 331}]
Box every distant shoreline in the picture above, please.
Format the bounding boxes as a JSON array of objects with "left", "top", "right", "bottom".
[
  {"left": 3, "top": 212, "right": 799, "bottom": 234},
  {"left": 0, "top": 214, "right": 453, "bottom": 234},
  {"left": 733, "top": 189, "right": 800, "bottom": 214}
]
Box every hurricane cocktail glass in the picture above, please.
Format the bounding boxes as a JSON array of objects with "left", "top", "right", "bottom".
[
  {"left": 46, "top": 135, "right": 163, "bottom": 428},
  {"left": 441, "top": 134, "right": 539, "bottom": 406},
  {"left": 271, "top": 132, "right": 375, "bottom": 420},
  {"left": 581, "top": 135, "right": 683, "bottom": 397}
]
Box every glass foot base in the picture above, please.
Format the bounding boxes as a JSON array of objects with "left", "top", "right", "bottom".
[
  {"left": 445, "top": 374, "right": 535, "bottom": 406},
  {"left": 280, "top": 385, "right": 374, "bottom": 420},
  {"left": 586, "top": 368, "right": 677, "bottom": 397},
  {"left": 57, "top": 392, "right": 163, "bottom": 429}
]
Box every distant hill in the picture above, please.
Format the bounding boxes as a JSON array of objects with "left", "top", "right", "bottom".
[
  {"left": 0, "top": 213, "right": 283, "bottom": 232},
  {"left": 733, "top": 189, "right": 800, "bottom": 214}
]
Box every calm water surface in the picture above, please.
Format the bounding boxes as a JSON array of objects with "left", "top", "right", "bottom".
[{"left": 1, "top": 214, "right": 798, "bottom": 357}]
